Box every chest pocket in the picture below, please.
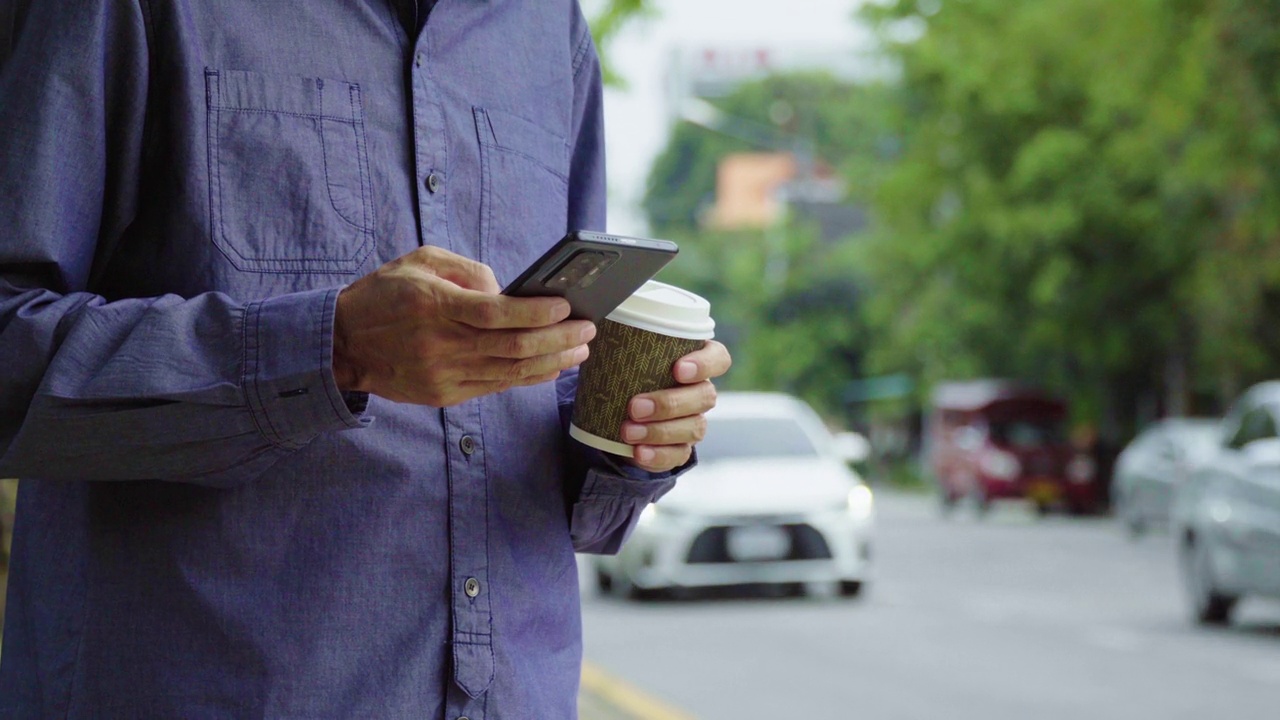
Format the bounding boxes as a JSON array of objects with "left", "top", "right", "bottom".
[
  {"left": 474, "top": 107, "right": 570, "bottom": 286},
  {"left": 205, "top": 69, "right": 374, "bottom": 274}
]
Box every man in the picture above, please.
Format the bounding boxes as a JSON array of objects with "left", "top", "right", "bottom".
[{"left": 0, "top": 1, "right": 730, "bottom": 717}]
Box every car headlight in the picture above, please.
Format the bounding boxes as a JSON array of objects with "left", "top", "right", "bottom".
[
  {"left": 979, "top": 450, "right": 1021, "bottom": 480},
  {"left": 848, "top": 484, "right": 875, "bottom": 521},
  {"left": 638, "top": 503, "right": 685, "bottom": 526}
]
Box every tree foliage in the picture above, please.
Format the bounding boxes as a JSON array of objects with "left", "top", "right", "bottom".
[
  {"left": 634, "top": 0, "right": 1280, "bottom": 435},
  {"left": 589, "top": 0, "right": 654, "bottom": 87},
  {"left": 643, "top": 74, "right": 897, "bottom": 417},
  {"left": 856, "top": 0, "right": 1280, "bottom": 432}
]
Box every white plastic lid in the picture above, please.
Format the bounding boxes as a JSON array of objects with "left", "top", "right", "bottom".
[{"left": 606, "top": 280, "right": 715, "bottom": 340}]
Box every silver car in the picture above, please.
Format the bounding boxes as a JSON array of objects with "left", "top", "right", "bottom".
[
  {"left": 1172, "top": 382, "right": 1280, "bottom": 625},
  {"left": 592, "top": 392, "right": 874, "bottom": 600},
  {"left": 1113, "top": 418, "right": 1220, "bottom": 537}
]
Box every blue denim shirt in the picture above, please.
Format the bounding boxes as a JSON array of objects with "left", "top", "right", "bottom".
[{"left": 0, "top": 1, "right": 680, "bottom": 717}]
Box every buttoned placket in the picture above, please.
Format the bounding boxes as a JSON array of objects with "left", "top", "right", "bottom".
[
  {"left": 409, "top": 24, "right": 493, "bottom": 719},
  {"left": 443, "top": 400, "right": 493, "bottom": 705}
]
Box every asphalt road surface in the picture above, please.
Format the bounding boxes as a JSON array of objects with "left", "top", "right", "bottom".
[{"left": 577, "top": 491, "right": 1280, "bottom": 720}]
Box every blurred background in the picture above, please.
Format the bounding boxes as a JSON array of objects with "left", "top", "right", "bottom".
[{"left": 575, "top": 0, "right": 1280, "bottom": 718}]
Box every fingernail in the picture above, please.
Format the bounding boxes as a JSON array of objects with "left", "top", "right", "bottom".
[
  {"left": 631, "top": 398, "right": 656, "bottom": 419},
  {"left": 675, "top": 361, "right": 698, "bottom": 383},
  {"left": 623, "top": 424, "right": 647, "bottom": 442},
  {"left": 572, "top": 345, "right": 590, "bottom": 364},
  {"left": 580, "top": 323, "right": 597, "bottom": 343},
  {"left": 552, "top": 301, "right": 572, "bottom": 321},
  {"left": 636, "top": 447, "right": 656, "bottom": 464}
]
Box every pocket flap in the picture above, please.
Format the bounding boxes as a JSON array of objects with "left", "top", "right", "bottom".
[{"left": 207, "top": 69, "right": 360, "bottom": 122}]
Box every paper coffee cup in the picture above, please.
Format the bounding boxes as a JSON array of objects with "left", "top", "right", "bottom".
[{"left": 570, "top": 281, "right": 716, "bottom": 456}]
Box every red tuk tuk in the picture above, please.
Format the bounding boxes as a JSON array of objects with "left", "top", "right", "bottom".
[{"left": 925, "top": 380, "right": 1098, "bottom": 515}]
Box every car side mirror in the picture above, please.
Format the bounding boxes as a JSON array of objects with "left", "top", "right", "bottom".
[
  {"left": 1244, "top": 437, "right": 1280, "bottom": 468},
  {"left": 833, "top": 432, "right": 871, "bottom": 464}
]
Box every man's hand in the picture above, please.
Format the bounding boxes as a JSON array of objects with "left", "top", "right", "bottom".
[
  {"left": 619, "top": 340, "right": 732, "bottom": 472},
  {"left": 332, "top": 246, "right": 595, "bottom": 407}
]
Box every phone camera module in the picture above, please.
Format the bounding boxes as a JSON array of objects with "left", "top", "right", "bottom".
[
  {"left": 576, "top": 252, "right": 619, "bottom": 289},
  {"left": 545, "top": 250, "right": 620, "bottom": 291}
]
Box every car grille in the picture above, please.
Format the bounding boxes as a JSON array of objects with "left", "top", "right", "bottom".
[{"left": 685, "top": 524, "right": 833, "bottom": 564}]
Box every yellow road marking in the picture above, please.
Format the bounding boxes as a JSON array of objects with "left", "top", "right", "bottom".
[{"left": 581, "top": 661, "right": 697, "bottom": 720}]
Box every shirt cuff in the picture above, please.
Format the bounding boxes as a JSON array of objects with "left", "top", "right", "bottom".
[
  {"left": 243, "top": 287, "right": 371, "bottom": 449},
  {"left": 574, "top": 443, "right": 695, "bottom": 502}
]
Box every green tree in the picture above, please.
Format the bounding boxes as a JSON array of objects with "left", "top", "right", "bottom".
[
  {"left": 857, "top": 0, "right": 1280, "bottom": 434},
  {"left": 590, "top": 0, "right": 653, "bottom": 87},
  {"left": 642, "top": 74, "right": 896, "bottom": 416}
]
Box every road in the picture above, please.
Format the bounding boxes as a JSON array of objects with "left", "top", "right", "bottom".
[{"left": 578, "top": 491, "right": 1280, "bottom": 720}]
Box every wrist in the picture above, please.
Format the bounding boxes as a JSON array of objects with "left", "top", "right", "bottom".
[{"left": 332, "top": 288, "right": 364, "bottom": 392}]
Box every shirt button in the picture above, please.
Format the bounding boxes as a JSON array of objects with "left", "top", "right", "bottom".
[
  {"left": 426, "top": 173, "right": 442, "bottom": 194},
  {"left": 459, "top": 434, "right": 476, "bottom": 455},
  {"left": 415, "top": 53, "right": 424, "bottom": 68},
  {"left": 464, "top": 577, "right": 481, "bottom": 598}
]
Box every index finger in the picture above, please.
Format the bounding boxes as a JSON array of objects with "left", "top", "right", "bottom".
[
  {"left": 407, "top": 246, "right": 502, "bottom": 293},
  {"left": 443, "top": 288, "right": 573, "bottom": 330}
]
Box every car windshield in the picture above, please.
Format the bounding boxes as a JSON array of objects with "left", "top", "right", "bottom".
[
  {"left": 696, "top": 417, "right": 822, "bottom": 462},
  {"left": 988, "top": 418, "right": 1065, "bottom": 449}
]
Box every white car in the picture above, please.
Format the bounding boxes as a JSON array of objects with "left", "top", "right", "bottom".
[
  {"left": 1113, "top": 417, "right": 1220, "bottom": 537},
  {"left": 1172, "top": 382, "right": 1280, "bottom": 625},
  {"left": 593, "top": 392, "right": 875, "bottom": 599}
]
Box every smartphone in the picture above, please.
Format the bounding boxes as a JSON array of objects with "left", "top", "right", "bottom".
[{"left": 501, "top": 230, "right": 679, "bottom": 322}]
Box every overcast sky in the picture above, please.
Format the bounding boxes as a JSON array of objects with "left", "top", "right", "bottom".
[{"left": 590, "top": 0, "right": 872, "bottom": 235}]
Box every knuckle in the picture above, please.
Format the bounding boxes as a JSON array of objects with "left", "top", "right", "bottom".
[
  {"left": 518, "top": 372, "right": 552, "bottom": 388},
  {"left": 704, "top": 382, "right": 718, "bottom": 407},
  {"left": 504, "top": 359, "right": 529, "bottom": 383},
  {"left": 403, "top": 285, "right": 435, "bottom": 315},
  {"left": 502, "top": 332, "right": 532, "bottom": 359},
  {"left": 470, "top": 299, "right": 500, "bottom": 327},
  {"left": 670, "top": 392, "right": 692, "bottom": 416},
  {"left": 422, "top": 368, "right": 447, "bottom": 392},
  {"left": 692, "top": 415, "right": 708, "bottom": 442}
]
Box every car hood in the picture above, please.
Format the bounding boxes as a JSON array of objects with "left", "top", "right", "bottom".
[{"left": 658, "top": 456, "right": 859, "bottom": 517}]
